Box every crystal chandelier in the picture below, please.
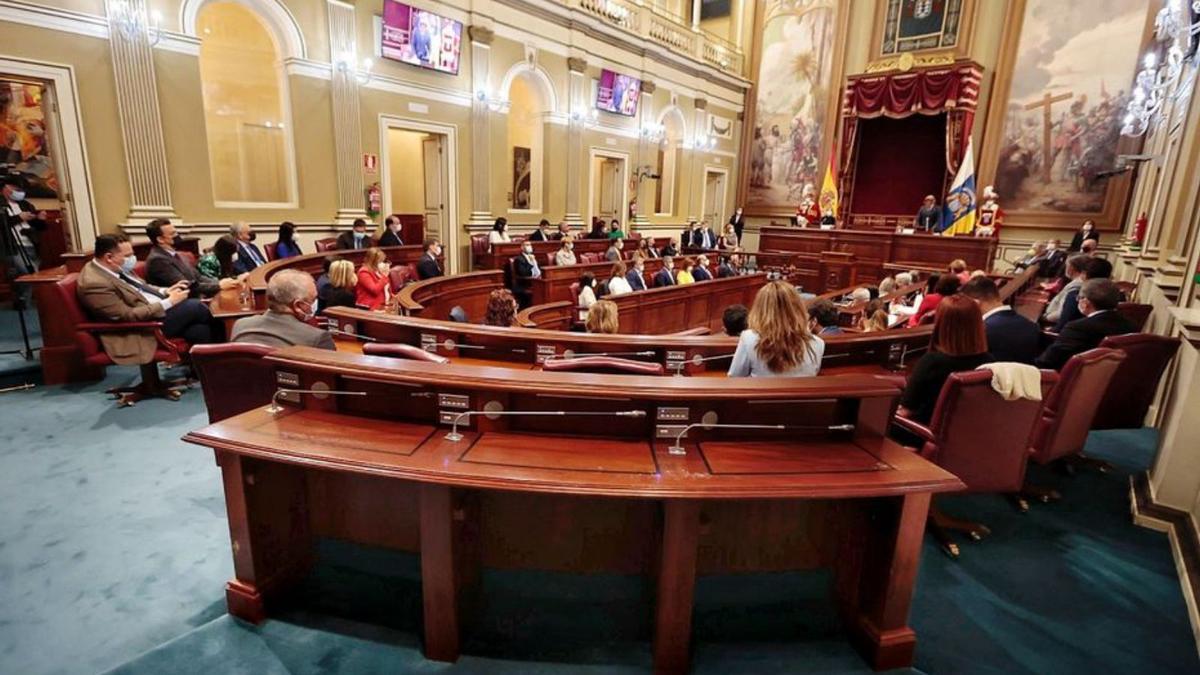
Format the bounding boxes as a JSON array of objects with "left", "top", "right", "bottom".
[{"left": 1122, "top": 0, "right": 1200, "bottom": 136}]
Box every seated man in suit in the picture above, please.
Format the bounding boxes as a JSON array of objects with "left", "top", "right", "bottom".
[
  {"left": 626, "top": 254, "right": 648, "bottom": 291},
  {"left": 512, "top": 241, "right": 542, "bottom": 307},
  {"left": 2, "top": 174, "right": 46, "bottom": 305},
  {"left": 553, "top": 221, "right": 572, "bottom": 241},
  {"left": 529, "top": 219, "right": 552, "bottom": 242},
  {"left": 605, "top": 238, "right": 623, "bottom": 262},
  {"left": 336, "top": 219, "right": 374, "bottom": 250},
  {"left": 809, "top": 299, "right": 843, "bottom": 336},
  {"left": 144, "top": 218, "right": 237, "bottom": 298},
  {"left": 1036, "top": 279, "right": 1135, "bottom": 370},
  {"left": 693, "top": 255, "right": 713, "bottom": 281},
  {"left": 717, "top": 253, "right": 741, "bottom": 278},
  {"left": 1043, "top": 254, "right": 1089, "bottom": 325},
  {"left": 78, "top": 234, "right": 219, "bottom": 359},
  {"left": 961, "top": 276, "right": 1040, "bottom": 364},
  {"left": 660, "top": 237, "right": 679, "bottom": 257},
  {"left": 1053, "top": 256, "right": 1114, "bottom": 331},
  {"left": 417, "top": 238, "right": 443, "bottom": 280},
  {"left": 692, "top": 221, "right": 717, "bottom": 250},
  {"left": 230, "top": 269, "right": 334, "bottom": 350},
  {"left": 231, "top": 222, "right": 268, "bottom": 274},
  {"left": 653, "top": 256, "right": 676, "bottom": 287},
  {"left": 1040, "top": 239, "right": 1067, "bottom": 279},
  {"left": 378, "top": 215, "right": 404, "bottom": 247}
]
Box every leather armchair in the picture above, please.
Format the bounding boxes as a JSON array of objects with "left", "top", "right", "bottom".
[
  {"left": 1025, "top": 347, "right": 1126, "bottom": 500},
  {"left": 542, "top": 356, "right": 665, "bottom": 376},
  {"left": 470, "top": 234, "right": 489, "bottom": 268},
  {"left": 388, "top": 263, "right": 417, "bottom": 293},
  {"left": 1093, "top": 334, "right": 1180, "bottom": 430},
  {"left": 314, "top": 237, "right": 338, "bottom": 253},
  {"left": 892, "top": 368, "right": 1057, "bottom": 557},
  {"left": 1116, "top": 302, "right": 1152, "bottom": 331},
  {"left": 263, "top": 242, "right": 278, "bottom": 261},
  {"left": 362, "top": 343, "right": 451, "bottom": 364},
  {"left": 56, "top": 273, "right": 190, "bottom": 408},
  {"left": 190, "top": 343, "right": 277, "bottom": 422}
]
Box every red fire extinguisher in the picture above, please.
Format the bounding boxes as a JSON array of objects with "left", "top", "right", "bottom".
[{"left": 366, "top": 182, "right": 382, "bottom": 219}]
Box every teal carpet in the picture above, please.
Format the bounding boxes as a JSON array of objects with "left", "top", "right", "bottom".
[
  {"left": 0, "top": 301, "right": 40, "bottom": 386},
  {"left": 0, "top": 364, "right": 1196, "bottom": 675}
]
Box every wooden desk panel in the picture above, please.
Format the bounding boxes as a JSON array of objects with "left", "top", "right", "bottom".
[
  {"left": 758, "top": 227, "right": 996, "bottom": 282},
  {"left": 395, "top": 270, "right": 504, "bottom": 321},
  {"left": 530, "top": 257, "right": 667, "bottom": 305},
  {"left": 460, "top": 433, "right": 658, "bottom": 474}
]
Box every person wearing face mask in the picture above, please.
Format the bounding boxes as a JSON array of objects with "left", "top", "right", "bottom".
[
  {"left": 417, "top": 238, "right": 443, "bottom": 279},
  {"left": 553, "top": 221, "right": 572, "bottom": 241},
  {"left": 488, "top": 217, "right": 511, "bottom": 251},
  {"left": 355, "top": 247, "right": 391, "bottom": 310},
  {"left": 555, "top": 236, "right": 577, "bottom": 266},
  {"left": 78, "top": 234, "right": 218, "bottom": 359},
  {"left": 378, "top": 215, "right": 405, "bottom": 247},
  {"left": 230, "top": 222, "right": 267, "bottom": 274},
  {"left": 1040, "top": 239, "right": 1067, "bottom": 279},
  {"left": 2, "top": 175, "right": 46, "bottom": 305},
  {"left": 653, "top": 256, "right": 676, "bottom": 287},
  {"left": 512, "top": 240, "right": 542, "bottom": 308},
  {"left": 605, "top": 237, "right": 623, "bottom": 262},
  {"left": 529, "top": 219, "right": 552, "bottom": 242},
  {"left": 1036, "top": 278, "right": 1134, "bottom": 371},
  {"left": 231, "top": 269, "right": 334, "bottom": 350},
  {"left": 1069, "top": 219, "right": 1100, "bottom": 252},
  {"left": 626, "top": 254, "right": 648, "bottom": 291},
  {"left": 145, "top": 218, "right": 237, "bottom": 298},
  {"left": 336, "top": 219, "right": 374, "bottom": 250},
  {"left": 728, "top": 206, "right": 745, "bottom": 243}
]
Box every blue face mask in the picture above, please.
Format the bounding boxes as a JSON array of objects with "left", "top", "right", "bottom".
[
  {"left": 353, "top": 231, "right": 365, "bottom": 240},
  {"left": 120, "top": 256, "right": 136, "bottom": 273}
]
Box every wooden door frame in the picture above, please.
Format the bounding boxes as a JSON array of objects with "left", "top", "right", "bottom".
[{"left": 379, "top": 114, "right": 459, "bottom": 272}]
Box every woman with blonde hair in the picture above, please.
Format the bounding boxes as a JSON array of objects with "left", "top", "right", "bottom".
[
  {"left": 859, "top": 299, "right": 890, "bottom": 332},
  {"left": 585, "top": 299, "right": 619, "bottom": 334},
  {"left": 319, "top": 259, "right": 358, "bottom": 312},
  {"left": 355, "top": 247, "right": 390, "bottom": 310},
  {"left": 728, "top": 280, "right": 824, "bottom": 377}
]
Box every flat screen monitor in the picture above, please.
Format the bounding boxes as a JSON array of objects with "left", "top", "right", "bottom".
[
  {"left": 380, "top": 0, "right": 463, "bottom": 76},
  {"left": 595, "top": 69, "right": 641, "bottom": 117}
]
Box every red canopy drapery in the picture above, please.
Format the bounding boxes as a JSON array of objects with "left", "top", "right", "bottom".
[{"left": 837, "top": 61, "right": 982, "bottom": 229}]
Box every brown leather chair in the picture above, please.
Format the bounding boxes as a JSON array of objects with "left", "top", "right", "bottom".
[
  {"left": 1025, "top": 347, "right": 1126, "bottom": 500},
  {"left": 580, "top": 252, "right": 600, "bottom": 264},
  {"left": 892, "top": 368, "right": 1058, "bottom": 557},
  {"left": 314, "top": 237, "right": 338, "bottom": 253},
  {"left": 190, "top": 343, "right": 277, "bottom": 422},
  {"left": 1093, "top": 334, "right": 1180, "bottom": 430},
  {"left": 263, "top": 242, "right": 279, "bottom": 261},
  {"left": 362, "top": 342, "right": 451, "bottom": 363},
  {"left": 1115, "top": 302, "right": 1152, "bottom": 331},
  {"left": 542, "top": 356, "right": 665, "bottom": 376},
  {"left": 56, "top": 273, "right": 190, "bottom": 407},
  {"left": 388, "top": 263, "right": 418, "bottom": 293},
  {"left": 470, "top": 234, "right": 489, "bottom": 268}
]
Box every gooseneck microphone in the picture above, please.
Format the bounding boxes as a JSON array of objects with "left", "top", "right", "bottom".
[
  {"left": 265, "top": 388, "right": 368, "bottom": 414},
  {"left": 667, "top": 422, "right": 855, "bottom": 455},
  {"left": 670, "top": 352, "right": 735, "bottom": 376},
  {"left": 444, "top": 409, "right": 647, "bottom": 442}
]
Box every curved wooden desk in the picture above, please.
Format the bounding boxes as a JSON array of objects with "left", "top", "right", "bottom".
[
  {"left": 395, "top": 270, "right": 504, "bottom": 320},
  {"left": 244, "top": 244, "right": 430, "bottom": 308},
  {"left": 184, "top": 347, "right": 962, "bottom": 673}
]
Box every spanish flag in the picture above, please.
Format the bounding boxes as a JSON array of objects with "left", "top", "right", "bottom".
[
  {"left": 818, "top": 150, "right": 838, "bottom": 218},
  {"left": 941, "top": 138, "right": 976, "bottom": 237}
]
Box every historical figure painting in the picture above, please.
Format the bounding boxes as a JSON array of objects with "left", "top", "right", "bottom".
[
  {"left": 746, "top": 0, "right": 837, "bottom": 211},
  {"left": 0, "top": 80, "right": 59, "bottom": 199},
  {"left": 879, "top": 0, "right": 966, "bottom": 56},
  {"left": 991, "top": 0, "right": 1151, "bottom": 215},
  {"left": 512, "top": 146, "right": 531, "bottom": 209}
]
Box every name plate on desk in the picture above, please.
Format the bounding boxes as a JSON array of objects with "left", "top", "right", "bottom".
[
  {"left": 536, "top": 344, "right": 557, "bottom": 363},
  {"left": 420, "top": 333, "right": 438, "bottom": 352}
]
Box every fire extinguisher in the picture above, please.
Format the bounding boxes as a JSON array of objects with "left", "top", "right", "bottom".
[
  {"left": 366, "top": 182, "right": 382, "bottom": 219},
  {"left": 1133, "top": 212, "right": 1148, "bottom": 248}
]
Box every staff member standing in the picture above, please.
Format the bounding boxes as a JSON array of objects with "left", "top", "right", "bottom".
[
  {"left": 2, "top": 175, "right": 45, "bottom": 304},
  {"left": 914, "top": 195, "right": 942, "bottom": 232}
]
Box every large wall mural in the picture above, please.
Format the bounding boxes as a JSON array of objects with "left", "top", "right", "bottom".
[
  {"left": 987, "top": 0, "right": 1150, "bottom": 219},
  {"left": 745, "top": 0, "right": 838, "bottom": 213}
]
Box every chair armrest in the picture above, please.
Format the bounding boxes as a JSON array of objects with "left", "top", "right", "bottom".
[
  {"left": 892, "top": 414, "right": 936, "bottom": 444},
  {"left": 77, "top": 321, "right": 165, "bottom": 332}
]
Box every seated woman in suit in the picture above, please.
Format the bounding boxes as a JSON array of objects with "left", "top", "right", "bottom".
[
  {"left": 607, "top": 261, "right": 632, "bottom": 295},
  {"left": 273, "top": 221, "right": 303, "bottom": 259},
  {"left": 577, "top": 272, "right": 598, "bottom": 320},
  {"left": 728, "top": 280, "right": 824, "bottom": 377},
  {"left": 484, "top": 288, "right": 519, "bottom": 327},
  {"left": 355, "top": 247, "right": 390, "bottom": 310},
  {"left": 318, "top": 259, "right": 357, "bottom": 312},
  {"left": 555, "top": 236, "right": 577, "bottom": 266},
  {"left": 908, "top": 274, "right": 960, "bottom": 326},
  {"left": 636, "top": 237, "right": 659, "bottom": 259},
  {"left": 585, "top": 299, "right": 619, "bottom": 334},
  {"left": 676, "top": 257, "right": 697, "bottom": 284},
  {"left": 897, "top": 295, "right": 993, "bottom": 424}
]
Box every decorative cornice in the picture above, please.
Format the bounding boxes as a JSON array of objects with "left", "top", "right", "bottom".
[
  {"left": 641, "top": 80, "right": 657, "bottom": 95},
  {"left": 362, "top": 73, "right": 472, "bottom": 107},
  {"left": 567, "top": 56, "right": 588, "bottom": 73},
  {"left": 694, "top": 98, "right": 707, "bottom": 110},
  {"left": 0, "top": 0, "right": 199, "bottom": 55},
  {"left": 864, "top": 51, "right": 957, "bottom": 75},
  {"left": 469, "top": 25, "right": 495, "bottom": 45}
]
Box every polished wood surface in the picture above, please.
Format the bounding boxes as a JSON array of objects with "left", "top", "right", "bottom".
[
  {"left": 606, "top": 273, "right": 766, "bottom": 334},
  {"left": 758, "top": 228, "right": 996, "bottom": 283},
  {"left": 185, "top": 348, "right": 961, "bottom": 672},
  {"left": 395, "top": 269, "right": 504, "bottom": 320}
]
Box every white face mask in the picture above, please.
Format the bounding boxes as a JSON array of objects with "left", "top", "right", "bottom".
[
  {"left": 298, "top": 298, "right": 318, "bottom": 321},
  {"left": 523, "top": 246, "right": 533, "bottom": 254},
  {"left": 120, "top": 255, "right": 136, "bottom": 273},
  {"left": 10, "top": 190, "right": 26, "bottom": 201}
]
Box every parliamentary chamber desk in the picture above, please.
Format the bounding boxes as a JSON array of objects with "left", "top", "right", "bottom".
[{"left": 185, "top": 347, "right": 962, "bottom": 673}]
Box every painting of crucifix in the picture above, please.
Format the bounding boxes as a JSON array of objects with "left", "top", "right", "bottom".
[{"left": 991, "top": 0, "right": 1151, "bottom": 215}]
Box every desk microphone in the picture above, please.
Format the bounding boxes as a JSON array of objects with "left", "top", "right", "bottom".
[
  {"left": 326, "top": 327, "right": 379, "bottom": 342},
  {"left": 554, "top": 350, "right": 657, "bottom": 360},
  {"left": 265, "top": 388, "right": 368, "bottom": 414},
  {"left": 440, "top": 338, "right": 527, "bottom": 355},
  {"left": 444, "top": 409, "right": 646, "bottom": 442},
  {"left": 668, "top": 422, "right": 855, "bottom": 455},
  {"left": 670, "top": 352, "right": 735, "bottom": 376}
]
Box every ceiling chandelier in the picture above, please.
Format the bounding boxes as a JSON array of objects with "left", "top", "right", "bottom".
[{"left": 1122, "top": 0, "right": 1200, "bottom": 136}]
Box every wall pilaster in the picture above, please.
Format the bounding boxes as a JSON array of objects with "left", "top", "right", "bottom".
[
  {"left": 564, "top": 56, "right": 587, "bottom": 226},
  {"left": 468, "top": 25, "right": 494, "bottom": 226},
  {"left": 327, "top": 0, "right": 368, "bottom": 225}
]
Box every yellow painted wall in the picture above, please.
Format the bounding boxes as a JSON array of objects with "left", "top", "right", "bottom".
[{"left": 386, "top": 128, "right": 427, "bottom": 213}]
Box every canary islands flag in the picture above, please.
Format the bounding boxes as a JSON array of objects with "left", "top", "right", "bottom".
[
  {"left": 941, "top": 139, "right": 976, "bottom": 237},
  {"left": 819, "top": 151, "right": 839, "bottom": 218}
]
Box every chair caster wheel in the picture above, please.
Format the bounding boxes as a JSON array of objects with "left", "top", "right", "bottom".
[
  {"left": 942, "top": 543, "right": 960, "bottom": 559},
  {"left": 968, "top": 526, "right": 990, "bottom": 541}
]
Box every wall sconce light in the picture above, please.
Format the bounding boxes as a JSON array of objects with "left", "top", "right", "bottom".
[
  {"left": 336, "top": 51, "right": 374, "bottom": 85},
  {"left": 640, "top": 122, "right": 665, "bottom": 142},
  {"left": 110, "top": 1, "right": 163, "bottom": 46},
  {"left": 688, "top": 134, "right": 717, "bottom": 151},
  {"left": 571, "top": 108, "right": 600, "bottom": 128}
]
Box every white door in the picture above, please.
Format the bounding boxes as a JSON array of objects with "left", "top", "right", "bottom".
[
  {"left": 704, "top": 171, "right": 725, "bottom": 226},
  {"left": 598, "top": 158, "right": 624, "bottom": 220},
  {"left": 421, "top": 136, "right": 444, "bottom": 241}
]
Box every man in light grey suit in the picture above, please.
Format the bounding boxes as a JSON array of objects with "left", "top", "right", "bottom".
[{"left": 230, "top": 270, "right": 335, "bottom": 350}]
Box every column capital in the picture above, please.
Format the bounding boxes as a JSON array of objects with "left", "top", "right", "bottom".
[
  {"left": 641, "top": 80, "right": 657, "bottom": 95},
  {"left": 469, "top": 25, "right": 494, "bottom": 45},
  {"left": 694, "top": 98, "right": 708, "bottom": 110},
  {"left": 568, "top": 57, "right": 588, "bottom": 73}
]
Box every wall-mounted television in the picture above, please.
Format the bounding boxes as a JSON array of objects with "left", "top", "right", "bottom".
[
  {"left": 595, "top": 69, "right": 641, "bottom": 117},
  {"left": 380, "top": 0, "right": 463, "bottom": 76}
]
